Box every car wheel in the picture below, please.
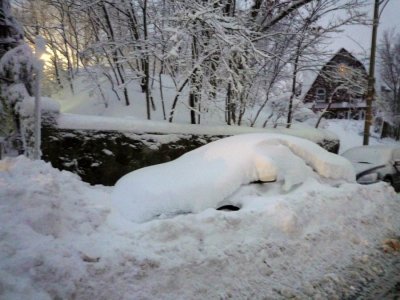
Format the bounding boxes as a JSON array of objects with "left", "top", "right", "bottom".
[
  {"left": 383, "top": 176, "right": 393, "bottom": 185},
  {"left": 216, "top": 205, "right": 240, "bottom": 211}
]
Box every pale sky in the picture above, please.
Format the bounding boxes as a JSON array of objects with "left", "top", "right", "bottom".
[
  {"left": 329, "top": 0, "right": 400, "bottom": 58},
  {"left": 301, "top": 1, "right": 400, "bottom": 90}
]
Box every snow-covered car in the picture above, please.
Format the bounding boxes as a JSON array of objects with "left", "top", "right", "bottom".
[
  {"left": 112, "top": 133, "right": 355, "bottom": 223},
  {"left": 341, "top": 145, "right": 400, "bottom": 191}
]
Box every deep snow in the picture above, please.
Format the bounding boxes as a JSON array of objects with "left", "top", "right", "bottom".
[
  {"left": 1, "top": 79, "right": 400, "bottom": 298},
  {"left": 112, "top": 133, "right": 354, "bottom": 223},
  {"left": 325, "top": 119, "right": 398, "bottom": 153},
  {"left": 53, "top": 72, "right": 314, "bottom": 128},
  {"left": 1, "top": 138, "right": 399, "bottom": 299}
]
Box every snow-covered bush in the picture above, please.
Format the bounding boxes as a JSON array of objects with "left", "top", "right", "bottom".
[{"left": 0, "top": 32, "right": 36, "bottom": 156}]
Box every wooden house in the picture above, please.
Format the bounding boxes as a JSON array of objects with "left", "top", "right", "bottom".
[{"left": 304, "top": 48, "right": 368, "bottom": 119}]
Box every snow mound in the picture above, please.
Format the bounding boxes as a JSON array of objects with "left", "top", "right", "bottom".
[
  {"left": 0, "top": 156, "right": 110, "bottom": 299},
  {"left": 112, "top": 133, "right": 355, "bottom": 223},
  {"left": 1, "top": 155, "right": 399, "bottom": 299}
]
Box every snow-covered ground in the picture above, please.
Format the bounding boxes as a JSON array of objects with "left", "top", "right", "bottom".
[
  {"left": 52, "top": 74, "right": 400, "bottom": 153},
  {"left": 2, "top": 79, "right": 400, "bottom": 299},
  {"left": 325, "top": 119, "right": 399, "bottom": 153},
  {"left": 1, "top": 130, "right": 399, "bottom": 299},
  {"left": 53, "top": 73, "right": 314, "bottom": 128}
]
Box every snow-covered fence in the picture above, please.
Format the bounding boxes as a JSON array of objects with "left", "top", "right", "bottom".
[{"left": 41, "top": 113, "right": 340, "bottom": 186}]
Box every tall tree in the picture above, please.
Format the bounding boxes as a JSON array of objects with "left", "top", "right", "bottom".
[
  {"left": 10, "top": 0, "right": 369, "bottom": 126},
  {"left": 363, "top": 0, "right": 380, "bottom": 145},
  {"left": 378, "top": 30, "right": 400, "bottom": 125}
]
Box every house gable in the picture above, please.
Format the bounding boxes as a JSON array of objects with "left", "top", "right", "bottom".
[{"left": 304, "top": 48, "right": 368, "bottom": 118}]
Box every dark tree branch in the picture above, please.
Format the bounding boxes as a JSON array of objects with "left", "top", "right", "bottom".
[{"left": 260, "top": 0, "right": 313, "bottom": 32}]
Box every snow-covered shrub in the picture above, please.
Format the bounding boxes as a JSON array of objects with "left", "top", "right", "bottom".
[{"left": 0, "top": 44, "right": 36, "bottom": 156}]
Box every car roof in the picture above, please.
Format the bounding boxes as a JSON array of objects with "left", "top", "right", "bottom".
[
  {"left": 342, "top": 145, "right": 400, "bottom": 163},
  {"left": 345, "top": 145, "right": 399, "bottom": 150},
  {"left": 342, "top": 145, "right": 399, "bottom": 154}
]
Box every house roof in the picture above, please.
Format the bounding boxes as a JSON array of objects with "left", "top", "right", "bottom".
[{"left": 300, "top": 48, "right": 367, "bottom": 99}]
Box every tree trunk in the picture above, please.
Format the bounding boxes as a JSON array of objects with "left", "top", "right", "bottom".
[
  {"left": 189, "top": 36, "right": 201, "bottom": 124},
  {"left": 159, "top": 63, "right": 166, "bottom": 120},
  {"left": 286, "top": 41, "right": 301, "bottom": 128},
  {"left": 101, "top": 1, "right": 130, "bottom": 106},
  {"left": 363, "top": 0, "right": 380, "bottom": 145},
  {"left": 143, "top": 0, "right": 151, "bottom": 119},
  {"left": 169, "top": 77, "right": 190, "bottom": 123},
  {"left": 226, "top": 82, "right": 232, "bottom": 125}
]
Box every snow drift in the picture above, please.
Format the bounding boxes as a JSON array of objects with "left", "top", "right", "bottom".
[
  {"left": 112, "top": 133, "right": 355, "bottom": 223},
  {"left": 0, "top": 156, "right": 399, "bottom": 299}
]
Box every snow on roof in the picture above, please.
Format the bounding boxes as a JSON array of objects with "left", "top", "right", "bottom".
[{"left": 112, "top": 133, "right": 355, "bottom": 223}]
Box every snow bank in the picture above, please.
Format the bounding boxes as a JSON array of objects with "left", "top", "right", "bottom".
[
  {"left": 0, "top": 157, "right": 110, "bottom": 299},
  {"left": 1, "top": 156, "right": 399, "bottom": 299},
  {"left": 19, "top": 96, "right": 61, "bottom": 116},
  {"left": 58, "top": 113, "right": 337, "bottom": 144},
  {"left": 324, "top": 119, "right": 400, "bottom": 153},
  {"left": 112, "top": 133, "right": 355, "bottom": 223}
]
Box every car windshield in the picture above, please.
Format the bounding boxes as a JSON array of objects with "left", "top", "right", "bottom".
[{"left": 342, "top": 147, "right": 393, "bottom": 165}]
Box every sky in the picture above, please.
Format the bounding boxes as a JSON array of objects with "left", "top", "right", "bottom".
[
  {"left": 330, "top": 0, "right": 400, "bottom": 58},
  {"left": 299, "top": 0, "right": 400, "bottom": 86}
]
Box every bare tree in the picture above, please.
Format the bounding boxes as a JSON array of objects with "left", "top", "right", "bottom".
[
  {"left": 378, "top": 30, "right": 400, "bottom": 122},
  {"left": 10, "top": 0, "right": 369, "bottom": 127}
]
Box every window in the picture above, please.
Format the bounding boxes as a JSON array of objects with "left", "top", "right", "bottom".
[
  {"left": 337, "top": 63, "right": 350, "bottom": 77},
  {"left": 316, "top": 88, "right": 326, "bottom": 102}
]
